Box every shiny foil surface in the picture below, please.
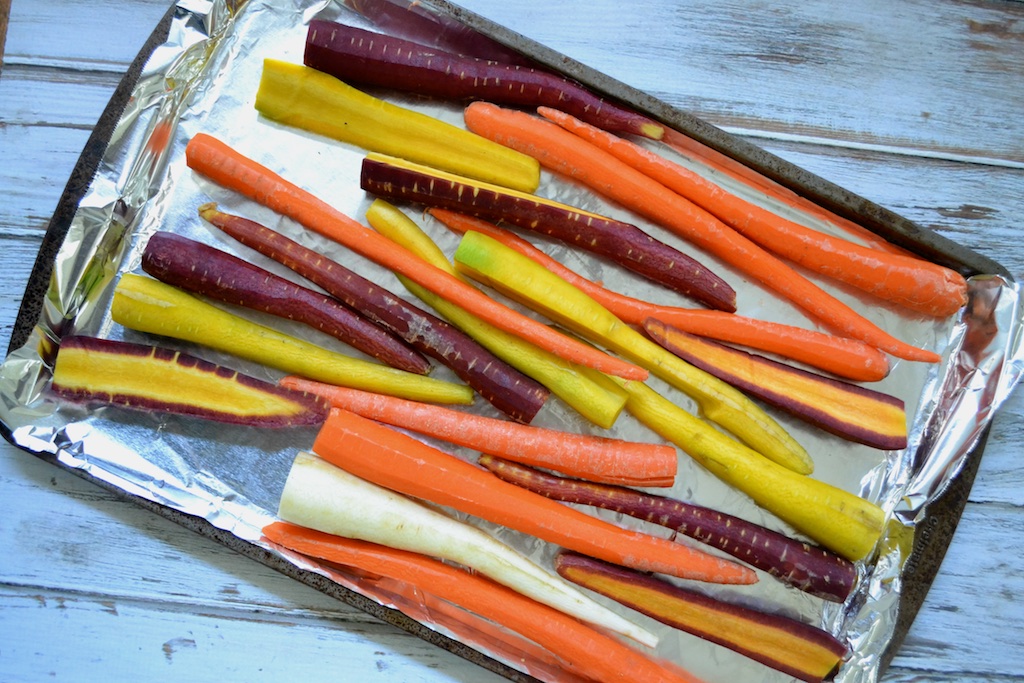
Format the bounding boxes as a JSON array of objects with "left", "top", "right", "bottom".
[{"left": 1, "top": 1, "right": 1021, "bottom": 682}]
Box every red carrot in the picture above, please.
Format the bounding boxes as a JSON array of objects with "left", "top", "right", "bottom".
[
  {"left": 280, "top": 377, "right": 677, "bottom": 487},
  {"left": 303, "top": 20, "right": 664, "bottom": 140},
  {"left": 541, "top": 107, "right": 968, "bottom": 318},
  {"left": 184, "top": 133, "right": 647, "bottom": 381},
  {"left": 263, "top": 522, "right": 703, "bottom": 683},
  {"left": 312, "top": 407, "right": 756, "bottom": 584},
  {"left": 462, "top": 102, "right": 941, "bottom": 363},
  {"left": 430, "top": 208, "right": 891, "bottom": 382}
]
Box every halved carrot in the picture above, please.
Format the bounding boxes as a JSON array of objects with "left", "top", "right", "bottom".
[
  {"left": 280, "top": 378, "right": 676, "bottom": 487},
  {"left": 263, "top": 522, "right": 704, "bottom": 683},
  {"left": 183, "top": 133, "right": 647, "bottom": 381},
  {"left": 312, "top": 407, "right": 756, "bottom": 584},
  {"left": 540, "top": 107, "right": 968, "bottom": 318},
  {"left": 462, "top": 102, "right": 941, "bottom": 363},
  {"left": 431, "top": 208, "right": 890, "bottom": 382}
]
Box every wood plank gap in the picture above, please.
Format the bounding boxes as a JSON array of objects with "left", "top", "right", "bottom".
[
  {"left": 727, "top": 127, "right": 1024, "bottom": 171},
  {"left": 0, "top": 580, "right": 386, "bottom": 627}
]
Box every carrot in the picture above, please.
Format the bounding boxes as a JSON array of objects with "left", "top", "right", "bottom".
[
  {"left": 279, "top": 450, "right": 657, "bottom": 647},
  {"left": 431, "top": 208, "right": 891, "bottom": 382},
  {"left": 304, "top": 20, "right": 664, "bottom": 140},
  {"left": 611, "top": 377, "right": 886, "bottom": 562},
  {"left": 480, "top": 455, "right": 858, "bottom": 602},
  {"left": 140, "top": 231, "right": 432, "bottom": 375},
  {"left": 364, "top": 199, "right": 628, "bottom": 429},
  {"left": 453, "top": 230, "right": 814, "bottom": 475},
  {"left": 184, "top": 133, "right": 647, "bottom": 381},
  {"left": 312, "top": 407, "right": 756, "bottom": 584},
  {"left": 280, "top": 378, "right": 677, "bottom": 487},
  {"left": 555, "top": 552, "right": 848, "bottom": 683},
  {"left": 463, "top": 102, "right": 942, "bottom": 363},
  {"left": 360, "top": 154, "right": 737, "bottom": 311},
  {"left": 344, "top": 0, "right": 538, "bottom": 66},
  {"left": 263, "top": 522, "right": 704, "bottom": 683},
  {"left": 541, "top": 107, "right": 968, "bottom": 318},
  {"left": 256, "top": 58, "right": 540, "bottom": 193},
  {"left": 198, "top": 203, "right": 549, "bottom": 423},
  {"left": 659, "top": 127, "right": 914, "bottom": 257}
]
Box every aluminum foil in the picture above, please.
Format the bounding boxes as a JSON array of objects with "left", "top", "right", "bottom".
[{"left": 2, "top": 1, "right": 1022, "bottom": 681}]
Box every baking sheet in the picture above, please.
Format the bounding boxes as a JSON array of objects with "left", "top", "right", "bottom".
[{"left": 2, "top": 1, "right": 1022, "bottom": 682}]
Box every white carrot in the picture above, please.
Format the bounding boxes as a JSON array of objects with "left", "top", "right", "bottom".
[{"left": 278, "top": 451, "right": 658, "bottom": 648}]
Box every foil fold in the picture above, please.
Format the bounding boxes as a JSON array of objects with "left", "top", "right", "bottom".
[{"left": 1, "top": 1, "right": 1022, "bottom": 682}]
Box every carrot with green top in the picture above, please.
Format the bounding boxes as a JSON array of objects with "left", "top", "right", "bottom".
[
  {"left": 263, "top": 522, "right": 704, "bottom": 683},
  {"left": 280, "top": 378, "right": 676, "bottom": 487},
  {"left": 431, "top": 208, "right": 890, "bottom": 382},
  {"left": 540, "top": 107, "right": 967, "bottom": 318},
  {"left": 184, "top": 133, "right": 647, "bottom": 381},
  {"left": 312, "top": 407, "right": 756, "bottom": 584},
  {"left": 463, "top": 102, "right": 941, "bottom": 363}
]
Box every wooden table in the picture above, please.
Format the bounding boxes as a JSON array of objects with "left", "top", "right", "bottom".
[{"left": 1, "top": 1, "right": 1021, "bottom": 681}]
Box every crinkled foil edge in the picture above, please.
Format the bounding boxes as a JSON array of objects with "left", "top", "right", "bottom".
[{"left": 2, "top": 1, "right": 1022, "bottom": 682}]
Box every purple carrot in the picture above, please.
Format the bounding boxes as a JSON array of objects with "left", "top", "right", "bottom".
[
  {"left": 479, "top": 454, "right": 858, "bottom": 602},
  {"left": 51, "top": 335, "right": 328, "bottom": 428},
  {"left": 197, "top": 204, "right": 550, "bottom": 423},
  {"left": 644, "top": 318, "right": 908, "bottom": 450},
  {"left": 555, "top": 551, "right": 848, "bottom": 683},
  {"left": 360, "top": 156, "right": 737, "bottom": 312},
  {"left": 304, "top": 19, "right": 665, "bottom": 140},
  {"left": 141, "top": 232, "right": 432, "bottom": 376},
  {"left": 343, "top": 0, "right": 537, "bottom": 66}
]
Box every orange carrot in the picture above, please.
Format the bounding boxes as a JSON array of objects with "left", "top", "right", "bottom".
[
  {"left": 183, "top": 133, "right": 647, "bottom": 381},
  {"left": 659, "top": 127, "right": 913, "bottom": 257},
  {"left": 280, "top": 377, "right": 677, "bottom": 487},
  {"left": 263, "top": 522, "right": 703, "bottom": 683},
  {"left": 312, "top": 407, "right": 756, "bottom": 585},
  {"left": 542, "top": 107, "right": 968, "bottom": 318},
  {"left": 462, "top": 103, "right": 941, "bottom": 363},
  {"left": 431, "top": 209, "right": 890, "bottom": 382}
]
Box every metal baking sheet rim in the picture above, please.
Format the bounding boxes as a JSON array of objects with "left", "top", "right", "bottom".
[{"left": 0, "top": 2, "right": 1016, "bottom": 682}]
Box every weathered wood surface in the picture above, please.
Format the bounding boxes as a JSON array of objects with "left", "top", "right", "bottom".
[{"left": 1, "top": 0, "right": 1021, "bottom": 681}]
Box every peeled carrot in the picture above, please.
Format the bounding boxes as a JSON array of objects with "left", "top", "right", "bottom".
[
  {"left": 541, "top": 107, "right": 968, "bottom": 318},
  {"left": 463, "top": 102, "right": 941, "bottom": 363},
  {"left": 280, "top": 378, "right": 677, "bottom": 487},
  {"left": 263, "top": 522, "right": 704, "bottom": 683},
  {"left": 183, "top": 133, "right": 647, "bottom": 381},
  {"left": 431, "top": 208, "right": 890, "bottom": 382},
  {"left": 312, "top": 407, "right": 756, "bottom": 584}
]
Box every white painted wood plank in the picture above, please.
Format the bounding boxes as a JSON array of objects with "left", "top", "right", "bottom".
[
  {"left": 0, "top": 586, "right": 502, "bottom": 683},
  {"left": 0, "top": 65, "right": 124, "bottom": 127},
  {"left": 457, "top": 0, "right": 1024, "bottom": 164},
  {"left": 889, "top": 501, "right": 1024, "bottom": 677},
  {"left": 3, "top": 0, "right": 168, "bottom": 69}
]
